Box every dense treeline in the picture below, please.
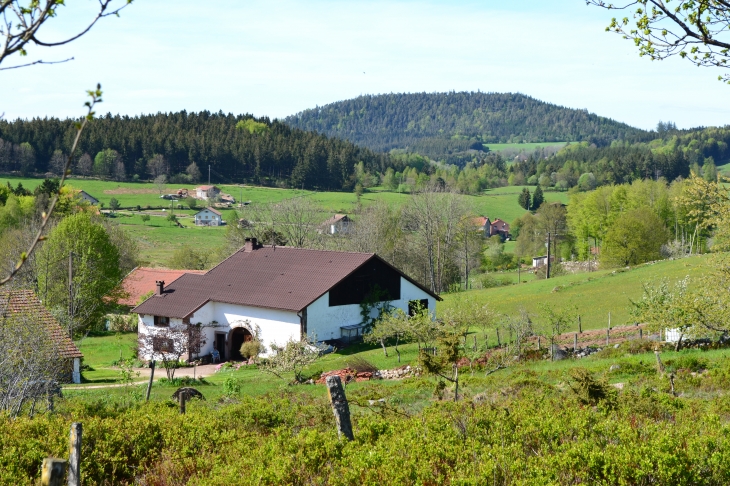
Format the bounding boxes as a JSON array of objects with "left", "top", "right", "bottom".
[
  {"left": 0, "top": 111, "right": 391, "bottom": 190},
  {"left": 512, "top": 127, "right": 730, "bottom": 189},
  {"left": 285, "top": 92, "right": 650, "bottom": 160}
]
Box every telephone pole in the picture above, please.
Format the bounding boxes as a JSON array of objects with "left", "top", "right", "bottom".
[
  {"left": 208, "top": 165, "right": 211, "bottom": 185},
  {"left": 546, "top": 232, "right": 551, "bottom": 279},
  {"left": 68, "top": 252, "right": 74, "bottom": 320}
]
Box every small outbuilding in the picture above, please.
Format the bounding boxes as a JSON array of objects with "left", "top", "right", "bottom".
[
  {"left": 195, "top": 185, "right": 220, "bottom": 200},
  {"left": 77, "top": 190, "right": 99, "bottom": 206},
  {"left": 321, "top": 214, "right": 352, "bottom": 235}
]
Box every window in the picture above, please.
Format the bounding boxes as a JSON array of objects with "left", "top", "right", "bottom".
[
  {"left": 153, "top": 315, "right": 170, "bottom": 327},
  {"left": 408, "top": 299, "right": 429, "bottom": 317},
  {"left": 152, "top": 336, "right": 174, "bottom": 353}
]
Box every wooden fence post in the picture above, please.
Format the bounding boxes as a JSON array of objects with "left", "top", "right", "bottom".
[
  {"left": 325, "top": 375, "right": 354, "bottom": 441},
  {"left": 41, "top": 458, "right": 66, "bottom": 486},
  {"left": 606, "top": 313, "right": 611, "bottom": 346},
  {"left": 496, "top": 329, "right": 501, "bottom": 347},
  {"left": 639, "top": 328, "right": 643, "bottom": 339},
  {"left": 537, "top": 336, "right": 541, "bottom": 350},
  {"left": 67, "top": 423, "right": 81, "bottom": 486},
  {"left": 578, "top": 315, "right": 582, "bottom": 334},
  {"left": 574, "top": 333, "right": 578, "bottom": 352},
  {"left": 179, "top": 391, "right": 186, "bottom": 414},
  {"left": 146, "top": 360, "right": 156, "bottom": 402}
]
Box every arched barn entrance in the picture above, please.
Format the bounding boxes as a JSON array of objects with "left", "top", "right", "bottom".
[{"left": 229, "top": 327, "right": 253, "bottom": 361}]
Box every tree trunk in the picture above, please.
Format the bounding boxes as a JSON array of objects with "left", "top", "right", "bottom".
[{"left": 379, "top": 338, "right": 388, "bottom": 357}]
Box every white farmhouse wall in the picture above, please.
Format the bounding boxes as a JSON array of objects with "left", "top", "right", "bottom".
[{"left": 306, "top": 276, "right": 436, "bottom": 341}]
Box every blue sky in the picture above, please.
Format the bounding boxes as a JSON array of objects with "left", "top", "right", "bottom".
[{"left": 1, "top": 0, "right": 727, "bottom": 130}]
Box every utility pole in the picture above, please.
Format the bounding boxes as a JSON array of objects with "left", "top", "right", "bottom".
[
  {"left": 68, "top": 252, "right": 74, "bottom": 321},
  {"left": 546, "top": 232, "right": 551, "bottom": 279},
  {"left": 208, "top": 165, "right": 211, "bottom": 185}
]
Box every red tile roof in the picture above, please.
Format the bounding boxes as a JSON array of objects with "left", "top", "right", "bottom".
[
  {"left": 120, "top": 267, "right": 206, "bottom": 307},
  {"left": 473, "top": 216, "right": 489, "bottom": 227},
  {"left": 133, "top": 245, "right": 439, "bottom": 318},
  {"left": 0, "top": 289, "right": 82, "bottom": 359}
]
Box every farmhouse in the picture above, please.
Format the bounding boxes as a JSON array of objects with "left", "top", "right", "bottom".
[
  {"left": 133, "top": 238, "right": 439, "bottom": 362},
  {"left": 76, "top": 190, "right": 99, "bottom": 205},
  {"left": 195, "top": 185, "right": 220, "bottom": 200},
  {"left": 321, "top": 214, "right": 352, "bottom": 235},
  {"left": 194, "top": 208, "right": 223, "bottom": 226},
  {"left": 0, "top": 289, "right": 83, "bottom": 384},
  {"left": 473, "top": 216, "right": 510, "bottom": 238}
]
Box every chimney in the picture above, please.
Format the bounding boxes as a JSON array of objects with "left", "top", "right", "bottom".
[
  {"left": 156, "top": 280, "right": 165, "bottom": 295},
  {"left": 244, "top": 237, "right": 258, "bottom": 252}
]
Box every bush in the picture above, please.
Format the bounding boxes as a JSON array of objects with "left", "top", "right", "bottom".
[
  {"left": 222, "top": 377, "right": 241, "bottom": 396},
  {"left": 344, "top": 356, "right": 378, "bottom": 373},
  {"left": 240, "top": 340, "right": 263, "bottom": 360}
]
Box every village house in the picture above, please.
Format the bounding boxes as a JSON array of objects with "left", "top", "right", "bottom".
[
  {"left": 195, "top": 185, "right": 220, "bottom": 200},
  {"left": 194, "top": 207, "right": 223, "bottom": 226},
  {"left": 0, "top": 289, "right": 83, "bottom": 384},
  {"left": 76, "top": 190, "right": 99, "bottom": 205},
  {"left": 320, "top": 214, "right": 352, "bottom": 235},
  {"left": 532, "top": 255, "right": 556, "bottom": 268},
  {"left": 473, "top": 216, "right": 511, "bottom": 239},
  {"left": 133, "top": 239, "right": 440, "bottom": 362}
]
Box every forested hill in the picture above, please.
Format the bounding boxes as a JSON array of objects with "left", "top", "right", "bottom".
[
  {"left": 284, "top": 92, "right": 650, "bottom": 159},
  {"left": 0, "top": 111, "right": 389, "bottom": 190}
]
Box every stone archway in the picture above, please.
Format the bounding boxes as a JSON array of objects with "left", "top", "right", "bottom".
[{"left": 228, "top": 327, "right": 253, "bottom": 361}]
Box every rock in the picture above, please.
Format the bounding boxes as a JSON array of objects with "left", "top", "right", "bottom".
[
  {"left": 614, "top": 343, "right": 620, "bottom": 349},
  {"left": 551, "top": 344, "right": 568, "bottom": 361},
  {"left": 609, "top": 364, "right": 621, "bottom": 371},
  {"left": 171, "top": 387, "right": 205, "bottom": 401}
]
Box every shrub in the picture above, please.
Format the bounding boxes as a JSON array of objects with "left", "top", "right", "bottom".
[{"left": 240, "top": 340, "right": 263, "bottom": 360}]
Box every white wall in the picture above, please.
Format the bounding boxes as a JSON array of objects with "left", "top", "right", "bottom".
[{"left": 306, "top": 276, "right": 436, "bottom": 341}]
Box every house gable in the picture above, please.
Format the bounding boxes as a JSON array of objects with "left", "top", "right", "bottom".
[{"left": 328, "top": 257, "right": 401, "bottom": 306}]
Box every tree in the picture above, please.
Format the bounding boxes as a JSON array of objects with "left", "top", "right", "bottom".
[
  {"left": 531, "top": 184, "right": 544, "bottom": 210},
  {"left": 0, "top": 0, "right": 134, "bottom": 70},
  {"left": 154, "top": 174, "right": 168, "bottom": 196},
  {"left": 259, "top": 335, "right": 325, "bottom": 383},
  {"left": 601, "top": 207, "right": 669, "bottom": 267},
  {"left": 147, "top": 154, "right": 169, "bottom": 179},
  {"left": 246, "top": 197, "right": 323, "bottom": 249},
  {"left": 577, "top": 172, "right": 597, "bottom": 191},
  {"left": 185, "top": 196, "right": 198, "bottom": 210},
  {"left": 140, "top": 214, "right": 151, "bottom": 225},
  {"left": 382, "top": 167, "right": 397, "bottom": 191},
  {"left": 518, "top": 187, "right": 531, "bottom": 210},
  {"left": 538, "top": 303, "right": 577, "bottom": 359},
  {"left": 109, "top": 197, "right": 120, "bottom": 214},
  {"left": 168, "top": 245, "right": 208, "bottom": 270},
  {"left": 77, "top": 153, "right": 93, "bottom": 176},
  {"left": 365, "top": 309, "right": 407, "bottom": 360},
  {"left": 17, "top": 142, "right": 35, "bottom": 176},
  {"left": 703, "top": 158, "right": 718, "bottom": 182},
  {"left": 0, "top": 299, "right": 65, "bottom": 417},
  {"left": 589, "top": 0, "right": 730, "bottom": 83},
  {"left": 631, "top": 277, "right": 693, "bottom": 350},
  {"left": 186, "top": 162, "right": 202, "bottom": 183},
  {"left": 35, "top": 212, "right": 123, "bottom": 335},
  {"left": 49, "top": 150, "right": 66, "bottom": 176},
  {"left": 138, "top": 324, "right": 206, "bottom": 380},
  {"left": 93, "top": 149, "right": 120, "bottom": 179}
]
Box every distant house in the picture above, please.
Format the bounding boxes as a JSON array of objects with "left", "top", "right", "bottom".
[
  {"left": 119, "top": 267, "right": 207, "bottom": 308},
  {"left": 77, "top": 190, "right": 99, "bottom": 205},
  {"left": 133, "top": 239, "right": 440, "bottom": 362},
  {"left": 473, "top": 216, "right": 510, "bottom": 238},
  {"left": 194, "top": 208, "right": 223, "bottom": 226},
  {"left": 0, "top": 289, "right": 83, "bottom": 384},
  {"left": 321, "top": 214, "right": 352, "bottom": 234},
  {"left": 195, "top": 185, "right": 220, "bottom": 200}
]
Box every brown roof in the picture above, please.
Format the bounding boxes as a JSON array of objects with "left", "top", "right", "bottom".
[
  {"left": 120, "top": 267, "right": 206, "bottom": 307},
  {"left": 133, "top": 245, "right": 439, "bottom": 318},
  {"left": 196, "top": 185, "right": 218, "bottom": 191},
  {"left": 0, "top": 289, "right": 83, "bottom": 359},
  {"left": 322, "top": 214, "right": 350, "bottom": 225}
]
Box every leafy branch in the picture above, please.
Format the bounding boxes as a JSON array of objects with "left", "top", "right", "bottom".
[{"left": 0, "top": 84, "right": 102, "bottom": 287}]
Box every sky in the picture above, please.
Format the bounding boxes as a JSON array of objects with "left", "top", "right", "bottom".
[{"left": 1, "top": 0, "right": 728, "bottom": 130}]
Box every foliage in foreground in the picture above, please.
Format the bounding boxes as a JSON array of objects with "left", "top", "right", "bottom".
[{"left": 3, "top": 369, "right": 730, "bottom": 485}]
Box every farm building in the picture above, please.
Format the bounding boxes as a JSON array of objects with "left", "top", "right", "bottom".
[
  {"left": 133, "top": 238, "right": 439, "bottom": 362},
  {"left": 194, "top": 208, "right": 223, "bottom": 226},
  {"left": 321, "top": 214, "right": 352, "bottom": 235},
  {"left": 473, "top": 217, "right": 510, "bottom": 238},
  {"left": 195, "top": 185, "right": 220, "bottom": 200},
  {"left": 76, "top": 190, "right": 99, "bottom": 205},
  {"left": 0, "top": 289, "right": 83, "bottom": 384}
]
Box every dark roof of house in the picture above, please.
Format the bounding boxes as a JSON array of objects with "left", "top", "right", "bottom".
[
  {"left": 196, "top": 208, "right": 222, "bottom": 216},
  {"left": 133, "top": 245, "right": 439, "bottom": 318},
  {"left": 196, "top": 185, "right": 219, "bottom": 191},
  {"left": 119, "top": 267, "right": 206, "bottom": 307},
  {"left": 0, "top": 289, "right": 83, "bottom": 359}
]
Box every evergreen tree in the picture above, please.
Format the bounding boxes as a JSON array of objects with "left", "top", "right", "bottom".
[
  {"left": 518, "top": 187, "right": 531, "bottom": 210},
  {"left": 531, "top": 184, "right": 544, "bottom": 211}
]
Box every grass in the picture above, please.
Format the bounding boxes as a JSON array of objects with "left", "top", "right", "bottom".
[
  {"left": 484, "top": 141, "right": 573, "bottom": 153},
  {"left": 442, "top": 254, "right": 712, "bottom": 331},
  {"left": 74, "top": 331, "right": 139, "bottom": 384}
]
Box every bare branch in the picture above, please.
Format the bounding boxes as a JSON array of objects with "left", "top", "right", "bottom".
[{"left": 0, "top": 56, "right": 73, "bottom": 70}]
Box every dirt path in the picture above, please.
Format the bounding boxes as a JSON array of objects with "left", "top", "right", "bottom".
[{"left": 64, "top": 364, "right": 220, "bottom": 390}]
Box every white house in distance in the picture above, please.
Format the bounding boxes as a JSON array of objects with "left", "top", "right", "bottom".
[
  {"left": 321, "top": 214, "right": 352, "bottom": 235},
  {"left": 194, "top": 208, "right": 223, "bottom": 226},
  {"left": 195, "top": 185, "right": 220, "bottom": 200},
  {"left": 133, "top": 238, "right": 440, "bottom": 362}
]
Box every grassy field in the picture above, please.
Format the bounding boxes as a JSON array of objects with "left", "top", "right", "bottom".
[
  {"left": 484, "top": 141, "right": 572, "bottom": 153},
  {"left": 443, "top": 254, "right": 712, "bottom": 332}
]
